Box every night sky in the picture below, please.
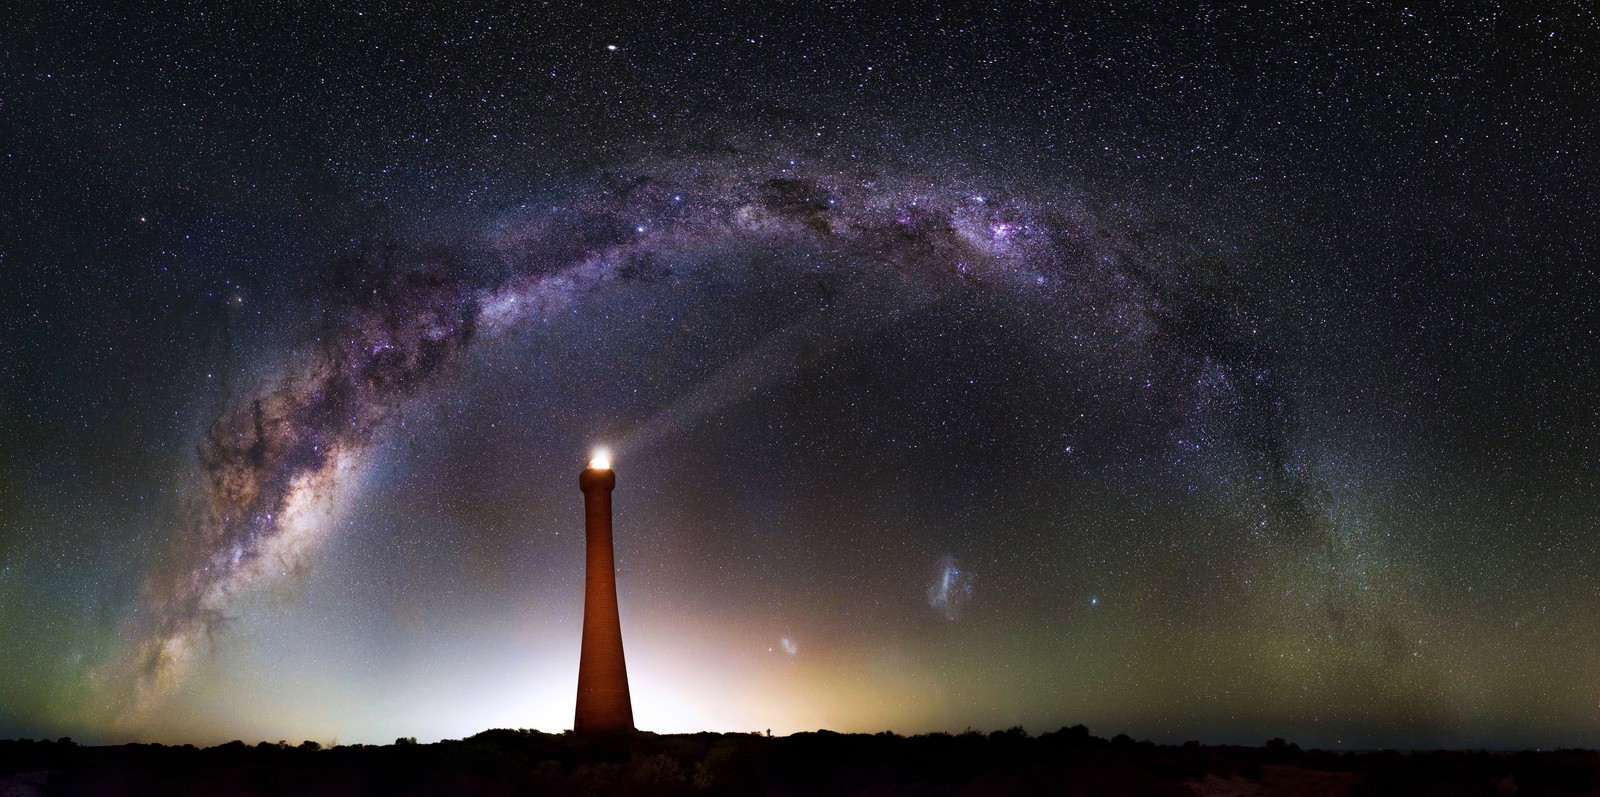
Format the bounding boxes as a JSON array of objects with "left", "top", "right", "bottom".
[{"left": 2, "top": 3, "right": 1596, "bottom": 750}]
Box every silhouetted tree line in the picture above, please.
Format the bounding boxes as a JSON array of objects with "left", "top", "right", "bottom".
[{"left": 1, "top": 728, "right": 1596, "bottom": 796}]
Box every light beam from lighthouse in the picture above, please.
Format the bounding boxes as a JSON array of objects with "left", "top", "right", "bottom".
[{"left": 574, "top": 449, "right": 634, "bottom": 733}]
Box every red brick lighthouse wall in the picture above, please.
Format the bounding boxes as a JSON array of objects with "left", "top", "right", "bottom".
[{"left": 574, "top": 459, "right": 634, "bottom": 733}]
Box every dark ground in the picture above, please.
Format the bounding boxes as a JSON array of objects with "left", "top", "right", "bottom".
[{"left": 3, "top": 727, "right": 1596, "bottom": 796}]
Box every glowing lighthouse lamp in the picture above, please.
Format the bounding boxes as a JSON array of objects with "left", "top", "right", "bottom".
[{"left": 574, "top": 447, "right": 634, "bottom": 733}]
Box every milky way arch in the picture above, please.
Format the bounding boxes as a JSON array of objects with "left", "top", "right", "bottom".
[{"left": 107, "top": 149, "right": 1284, "bottom": 719}]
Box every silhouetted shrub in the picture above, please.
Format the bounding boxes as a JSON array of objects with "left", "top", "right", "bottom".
[{"left": 1, "top": 729, "right": 1596, "bottom": 796}]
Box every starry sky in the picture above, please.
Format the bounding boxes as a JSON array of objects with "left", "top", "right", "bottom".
[{"left": 2, "top": 2, "right": 1596, "bottom": 750}]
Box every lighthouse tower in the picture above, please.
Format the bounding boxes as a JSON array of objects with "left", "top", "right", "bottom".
[{"left": 573, "top": 450, "right": 634, "bottom": 733}]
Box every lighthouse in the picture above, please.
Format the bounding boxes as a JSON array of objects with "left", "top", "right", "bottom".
[{"left": 574, "top": 449, "right": 634, "bottom": 733}]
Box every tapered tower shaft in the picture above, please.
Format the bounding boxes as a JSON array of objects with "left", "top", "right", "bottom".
[{"left": 574, "top": 465, "right": 634, "bottom": 733}]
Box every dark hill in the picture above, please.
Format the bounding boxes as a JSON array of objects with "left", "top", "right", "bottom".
[{"left": 2, "top": 728, "right": 1595, "bottom": 796}]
